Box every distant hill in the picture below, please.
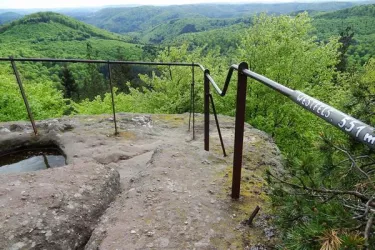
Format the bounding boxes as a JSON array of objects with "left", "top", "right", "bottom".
[
  {"left": 81, "top": 2, "right": 360, "bottom": 34},
  {"left": 315, "top": 2, "right": 375, "bottom": 18},
  {"left": 0, "top": 12, "right": 22, "bottom": 25},
  {"left": 313, "top": 4, "right": 375, "bottom": 65},
  {"left": 138, "top": 17, "right": 249, "bottom": 44},
  {"left": 0, "top": 12, "right": 128, "bottom": 41},
  {"left": 0, "top": 12, "right": 141, "bottom": 59},
  {"left": 147, "top": 3, "right": 375, "bottom": 62}
]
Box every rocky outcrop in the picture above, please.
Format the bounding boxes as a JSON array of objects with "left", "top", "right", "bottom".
[
  {"left": 0, "top": 164, "right": 120, "bottom": 250},
  {"left": 0, "top": 113, "right": 283, "bottom": 249}
]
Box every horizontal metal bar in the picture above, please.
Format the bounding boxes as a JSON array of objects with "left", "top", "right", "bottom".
[
  {"left": 242, "top": 68, "right": 375, "bottom": 149},
  {"left": 243, "top": 69, "right": 294, "bottom": 97},
  {"left": 0, "top": 57, "right": 230, "bottom": 94},
  {"left": 205, "top": 64, "right": 238, "bottom": 96},
  {"left": 0, "top": 57, "right": 202, "bottom": 67},
  {"left": 0, "top": 57, "right": 206, "bottom": 74},
  {"left": 291, "top": 91, "right": 375, "bottom": 149}
]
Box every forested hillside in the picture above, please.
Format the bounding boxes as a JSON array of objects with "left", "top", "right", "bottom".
[
  {"left": 0, "top": 12, "right": 140, "bottom": 58},
  {"left": 139, "top": 3, "right": 375, "bottom": 67},
  {"left": 0, "top": 12, "right": 144, "bottom": 122},
  {"left": 0, "top": 3, "right": 374, "bottom": 249},
  {"left": 138, "top": 17, "right": 250, "bottom": 44},
  {"left": 81, "top": 2, "right": 360, "bottom": 34},
  {"left": 314, "top": 4, "right": 375, "bottom": 66}
]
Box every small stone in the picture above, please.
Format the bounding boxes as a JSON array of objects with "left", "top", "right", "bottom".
[
  {"left": 62, "top": 123, "right": 74, "bottom": 131},
  {"left": 208, "top": 190, "right": 214, "bottom": 195},
  {"left": 201, "top": 160, "right": 211, "bottom": 165},
  {"left": 130, "top": 230, "right": 136, "bottom": 234},
  {"left": 0, "top": 128, "right": 10, "bottom": 133},
  {"left": 184, "top": 221, "right": 188, "bottom": 225},
  {"left": 45, "top": 230, "right": 52, "bottom": 237},
  {"left": 146, "top": 231, "right": 154, "bottom": 237},
  {"left": 9, "top": 124, "right": 24, "bottom": 132}
]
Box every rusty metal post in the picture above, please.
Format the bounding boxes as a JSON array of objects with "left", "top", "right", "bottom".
[
  {"left": 107, "top": 62, "right": 118, "bottom": 135},
  {"left": 10, "top": 58, "right": 38, "bottom": 135},
  {"left": 192, "top": 63, "right": 195, "bottom": 140},
  {"left": 204, "top": 69, "right": 210, "bottom": 151},
  {"left": 189, "top": 65, "right": 193, "bottom": 132},
  {"left": 189, "top": 89, "right": 192, "bottom": 131},
  {"left": 189, "top": 63, "right": 196, "bottom": 139},
  {"left": 231, "top": 62, "right": 248, "bottom": 199},
  {"left": 209, "top": 94, "right": 227, "bottom": 157}
]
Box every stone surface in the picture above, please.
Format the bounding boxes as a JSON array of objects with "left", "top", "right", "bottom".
[
  {"left": 0, "top": 164, "right": 120, "bottom": 250},
  {"left": 0, "top": 113, "right": 283, "bottom": 249}
]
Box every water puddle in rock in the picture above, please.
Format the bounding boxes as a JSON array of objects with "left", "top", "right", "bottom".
[{"left": 0, "top": 147, "right": 66, "bottom": 174}]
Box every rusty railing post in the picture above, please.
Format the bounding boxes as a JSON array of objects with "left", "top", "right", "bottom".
[
  {"left": 188, "top": 62, "right": 196, "bottom": 139},
  {"left": 204, "top": 69, "right": 210, "bottom": 151},
  {"left": 209, "top": 94, "right": 227, "bottom": 157},
  {"left": 10, "top": 57, "right": 38, "bottom": 135},
  {"left": 189, "top": 64, "right": 193, "bottom": 131},
  {"left": 107, "top": 62, "right": 118, "bottom": 135},
  {"left": 231, "top": 62, "right": 248, "bottom": 199}
]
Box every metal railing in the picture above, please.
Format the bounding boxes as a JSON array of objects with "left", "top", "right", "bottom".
[
  {"left": 2, "top": 57, "right": 375, "bottom": 200},
  {"left": 2, "top": 57, "right": 202, "bottom": 136},
  {"left": 202, "top": 62, "right": 375, "bottom": 199}
]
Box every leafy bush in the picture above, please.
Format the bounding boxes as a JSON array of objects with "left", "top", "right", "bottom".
[{"left": 0, "top": 66, "right": 67, "bottom": 121}]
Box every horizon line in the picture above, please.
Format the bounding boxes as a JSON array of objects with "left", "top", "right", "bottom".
[{"left": 0, "top": 0, "right": 363, "bottom": 10}]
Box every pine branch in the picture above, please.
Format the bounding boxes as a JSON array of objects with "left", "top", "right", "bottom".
[
  {"left": 268, "top": 172, "right": 370, "bottom": 203},
  {"left": 332, "top": 145, "right": 372, "bottom": 181}
]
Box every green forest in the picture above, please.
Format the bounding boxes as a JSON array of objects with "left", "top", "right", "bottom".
[{"left": 0, "top": 2, "right": 375, "bottom": 249}]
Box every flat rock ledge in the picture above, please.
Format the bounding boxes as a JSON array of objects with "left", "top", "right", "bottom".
[
  {"left": 0, "top": 164, "right": 120, "bottom": 250},
  {"left": 0, "top": 113, "right": 283, "bottom": 249}
]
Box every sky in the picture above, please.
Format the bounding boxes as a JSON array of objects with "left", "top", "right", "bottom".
[{"left": 0, "top": 0, "right": 352, "bottom": 9}]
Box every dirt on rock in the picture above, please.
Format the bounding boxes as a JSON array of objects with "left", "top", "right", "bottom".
[{"left": 0, "top": 113, "right": 283, "bottom": 249}]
